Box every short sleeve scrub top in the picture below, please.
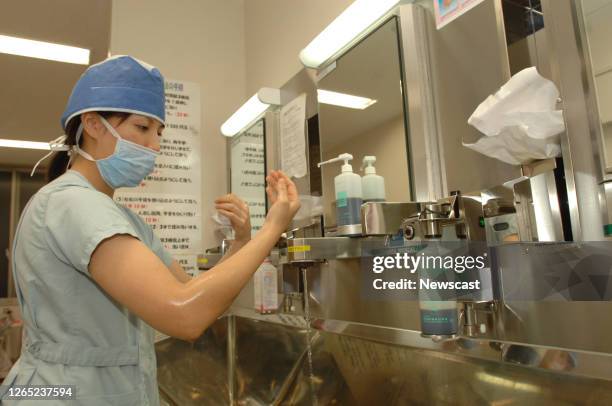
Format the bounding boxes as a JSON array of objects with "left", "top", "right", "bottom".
[{"left": 1, "top": 170, "right": 173, "bottom": 405}]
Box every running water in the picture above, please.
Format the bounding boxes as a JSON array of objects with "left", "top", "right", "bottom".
[{"left": 301, "top": 266, "right": 318, "bottom": 406}]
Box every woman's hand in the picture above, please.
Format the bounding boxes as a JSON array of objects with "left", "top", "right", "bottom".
[
  {"left": 264, "top": 170, "right": 300, "bottom": 234},
  {"left": 214, "top": 194, "right": 251, "bottom": 243}
]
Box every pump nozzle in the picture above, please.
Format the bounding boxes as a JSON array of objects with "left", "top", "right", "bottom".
[
  {"left": 317, "top": 153, "right": 354, "bottom": 173},
  {"left": 361, "top": 155, "right": 377, "bottom": 175}
]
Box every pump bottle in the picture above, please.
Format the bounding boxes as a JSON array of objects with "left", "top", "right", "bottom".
[
  {"left": 418, "top": 240, "right": 458, "bottom": 337},
  {"left": 361, "top": 156, "right": 386, "bottom": 202},
  {"left": 254, "top": 257, "right": 278, "bottom": 314},
  {"left": 318, "top": 153, "right": 363, "bottom": 230}
]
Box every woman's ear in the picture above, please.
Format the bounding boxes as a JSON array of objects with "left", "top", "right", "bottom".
[{"left": 81, "top": 112, "right": 105, "bottom": 140}]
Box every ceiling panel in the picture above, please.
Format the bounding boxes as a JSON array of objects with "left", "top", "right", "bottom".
[{"left": 0, "top": 0, "right": 111, "bottom": 169}]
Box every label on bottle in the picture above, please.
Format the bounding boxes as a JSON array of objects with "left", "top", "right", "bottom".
[
  {"left": 337, "top": 197, "right": 362, "bottom": 226},
  {"left": 337, "top": 191, "right": 348, "bottom": 208},
  {"left": 420, "top": 308, "right": 458, "bottom": 336}
]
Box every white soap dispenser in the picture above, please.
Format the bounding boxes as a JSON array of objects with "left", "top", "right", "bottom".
[
  {"left": 361, "top": 156, "right": 386, "bottom": 202},
  {"left": 318, "top": 153, "right": 363, "bottom": 229}
]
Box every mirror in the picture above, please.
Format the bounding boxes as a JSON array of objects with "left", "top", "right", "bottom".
[
  {"left": 581, "top": 0, "right": 612, "bottom": 172},
  {"left": 230, "top": 119, "right": 267, "bottom": 236},
  {"left": 503, "top": 0, "right": 548, "bottom": 76},
  {"left": 317, "top": 17, "right": 411, "bottom": 226}
]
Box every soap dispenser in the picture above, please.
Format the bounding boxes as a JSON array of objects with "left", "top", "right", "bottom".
[
  {"left": 318, "top": 153, "right": 363, "bottom": 232},
  {"left": 361, "top": 156, "right": 386, "bottom": 203}
]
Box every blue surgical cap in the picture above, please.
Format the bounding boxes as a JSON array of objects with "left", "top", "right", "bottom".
[{"left": 61, "top": 55, "right": 165, "bottom": 130}]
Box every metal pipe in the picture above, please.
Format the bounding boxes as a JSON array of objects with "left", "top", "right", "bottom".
[{"left": 227, "top": 315, "right": 236, "bottom": 405}]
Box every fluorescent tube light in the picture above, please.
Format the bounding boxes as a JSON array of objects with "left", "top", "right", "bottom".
[
  {"left": 317, "top": 89, "right": 377, "bottom": 110},
  {"left": 299, "top": 0, "right": 401, "bottom": 68},
  {"left": 221, "top": 88, "right": 280, "bottom": 137},
  {"left": 0, "top": 139, "right": 53, "bottom": 150},
  {"left": 0, "top": 34, "right": 90, "bottom": 65}
]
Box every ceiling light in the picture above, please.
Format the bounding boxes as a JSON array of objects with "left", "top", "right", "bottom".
[
  {"left": 0, "top": 34, "right": 90, "bottom": 65},
  {"left": 317, "top": 89, "right": 377, "bottom": 110},
  {"left": 221, "top": 88, "right": 280, "bottom": 137},
  {"left": 299, "top": 0, "right": 401, "bottom": 68}
]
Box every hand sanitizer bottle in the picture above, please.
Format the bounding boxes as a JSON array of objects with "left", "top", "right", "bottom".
[
  {"left": 361, "top": 156, "right": 386, "bottom": 203},
  {"left": 318, "top": 153, "right": 363, "bottom": 229}
]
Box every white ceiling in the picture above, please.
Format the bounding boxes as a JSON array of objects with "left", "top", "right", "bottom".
[
  {"left": 0, "top": 0, "right": 111, "bottom": 169},
  {"left": 318, "top": 17, "right": 405, "bottom": 152}
]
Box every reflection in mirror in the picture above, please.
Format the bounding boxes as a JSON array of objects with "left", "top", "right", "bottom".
[
  {"left": 317, "top": 17, "right": 410, "bottom": 227},
  {"left": 230, "top": 119, "right": 266, "bottom": 236},
  {"left": 481, "top": 168, "right": 566, "bottom": 243},
  {"left": 503, "top": 0, "right": 549, "bottom": 76},
  {"left": 582, "top": 0, "right": 612, "bottom": 172}
]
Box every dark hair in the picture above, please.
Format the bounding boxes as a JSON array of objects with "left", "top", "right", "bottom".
[{"left": 47, "top": 112, "right": 130, "bottom": 182}]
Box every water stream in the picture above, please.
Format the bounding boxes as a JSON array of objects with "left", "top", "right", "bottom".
[{"left": 301, "top": 266, "right": 319, "bottom": 406}]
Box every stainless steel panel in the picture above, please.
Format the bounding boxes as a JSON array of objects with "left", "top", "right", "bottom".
[
  {"left": 283, "top": 237, "right": 384, "bottom": 263},
  {"left": 541, "top": 0, "right": 607, "bottom": 240},
  {"left": 493, "top": 242, "right": 612, "bottom": 353},
  {"left": 361, "top": 201, "right": 424, "bottom": 236},
  {"left": 305, "top": 259, "right": 422, "bottom": 331},
  {"left": 399, "top": 4, "right": 444, "bottom": 202}
]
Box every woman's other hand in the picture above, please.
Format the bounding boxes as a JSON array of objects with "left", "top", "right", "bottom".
[
  {"left": 264, "top": 170, "right": 300, "bottom": 234},
  {"left": 214, "top": 193, "right": 251, "bottom": 243}
]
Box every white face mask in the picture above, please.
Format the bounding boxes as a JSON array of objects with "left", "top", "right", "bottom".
[
  {"left": 73, "top": 116, "right": 160, "bottom": 189},
  {"left": 30, "top": 116, "right": 160, "bottom": 188}
]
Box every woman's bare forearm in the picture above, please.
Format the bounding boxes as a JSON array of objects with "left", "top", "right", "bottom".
[
  {"left": 92, "top": 172, "right": 298, "bottom": 342},
  {"left": 174, "top": 224, "right": 280, "bottom": 338}
]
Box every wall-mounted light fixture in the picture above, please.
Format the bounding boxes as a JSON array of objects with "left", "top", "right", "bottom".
[
  {"left": 299, "top": 0, "right": 401, "bottom": 69},
  {"left": 0, "top": 139, "right": 54, "bottom": 150},
  {"left": 221, "top": 88, "right": 281, "bottom": 137},
  {"left": 0, "top": 34, "right": 90, "bottom": 65}
]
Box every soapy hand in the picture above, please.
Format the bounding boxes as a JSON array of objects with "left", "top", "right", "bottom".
[
  {"left": 264, "top": 170, "right": 300, "bottom": 234},
  {"left": 214, "top": 193, "right": 251, "bottom": 243}
]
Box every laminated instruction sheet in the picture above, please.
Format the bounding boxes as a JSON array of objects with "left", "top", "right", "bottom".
[{"left": 280, "top": 93, "right": 308, "bottom": 178}]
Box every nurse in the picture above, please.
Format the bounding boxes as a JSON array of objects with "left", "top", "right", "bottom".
[{"left": 1, "top": 56, "right": 299, "bottom": 405}]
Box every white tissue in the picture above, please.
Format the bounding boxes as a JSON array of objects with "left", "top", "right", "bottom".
[
  {"left": 465, "top": 67, "right": 565, "bottom": 165},
  {"left": 212, "top": 211, "right": 234, "bottom": 239},
  {"left": 293, "top": 195, "right": 324, "bottom": 221}
]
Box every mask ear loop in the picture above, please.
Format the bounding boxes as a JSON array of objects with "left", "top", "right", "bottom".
[
  {"left": 98, "top": 115, "right": 122, "bottom": 141},
  {"left": 66, "top": 147, "right": 77, "bottom": 171},
  {"left": 30, "top": 135, "right": 71, "bottom": 177},
  {"left": 73, "top": 123, "right": 96, "bottom": 162}
]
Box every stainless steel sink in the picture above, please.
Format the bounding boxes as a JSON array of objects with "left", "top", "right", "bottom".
[{"left": 156, "top": 316, "right": 612, "bottom": 405}]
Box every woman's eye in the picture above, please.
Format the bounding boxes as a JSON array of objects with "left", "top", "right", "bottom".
[{"left": 137, "top": 125, "right": 149, "bottom": 131}]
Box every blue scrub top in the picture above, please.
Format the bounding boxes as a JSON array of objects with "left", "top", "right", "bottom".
[{"left": 1, "top": 170, "right": 174, "bottom": 405}]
